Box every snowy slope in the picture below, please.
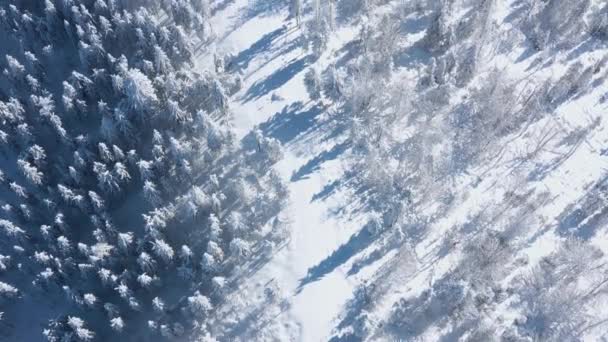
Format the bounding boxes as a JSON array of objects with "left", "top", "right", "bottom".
[
  {"left": 196, "top": 0, "right": 608, "bottom": 341},
  {"left": 196, "top": 2, "right": 364, "bottom": 340},
  {"left": 4, "top": 0, "right": 606, "bottom": 341}
]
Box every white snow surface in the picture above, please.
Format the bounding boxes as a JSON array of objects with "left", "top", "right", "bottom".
[
  {"left": 196, "top": 0, "right": 608, "bottom": 340},
  {"left": 197, "top": 1, "right": 363, "bottom": 340}
]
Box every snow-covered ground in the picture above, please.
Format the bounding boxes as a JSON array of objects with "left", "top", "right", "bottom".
[
  {"left": 197, "top": 0, "right": 608, "bottom": 340},
  {"left": 2, "top": 0, "right": 608, "bottom": 340},
  {"left": 197, "top": 1, "right": 364, "bottom": 340}
]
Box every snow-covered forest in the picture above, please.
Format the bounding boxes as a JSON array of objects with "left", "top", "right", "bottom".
[{"left": 1, "top": 0, "right": 608, "bottom": 341}]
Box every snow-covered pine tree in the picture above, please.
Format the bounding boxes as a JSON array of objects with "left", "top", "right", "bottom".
[{"left": 0, "top": 1, "right": 288, "bottom": 340}]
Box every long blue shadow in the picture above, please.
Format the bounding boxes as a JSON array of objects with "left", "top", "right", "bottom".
[
  {"left": 242, "top": 56, "right": 310, "bottom": 102},
  {"left": 232, "top": 26, "right": 286, "bottom": 70},
  {"left": 400, "top": 13, "right": 430, "bottom": 35},
  {"left": 311, "top": 179, "right": 341, "bottom": 203},
  {"left": 259, "top": 102, "right": 323, "bottom": 144},
  {"left": 297, "top": 227, "right": 375, "bottom": 292},
  {"left": 557, "top": 205, "right": 608, "bottom": 240},
  {"left": 556, "top": 175, "right": 608, "bottom": 240},
  {"left": 243, "top": 0, "right": 286, "bottom": 19},
  {"left": 394, "top": 42, "right": 432, "bottom": 68},
  {"left": 291, "top": 142, "right": 348, "bottom": 182}
]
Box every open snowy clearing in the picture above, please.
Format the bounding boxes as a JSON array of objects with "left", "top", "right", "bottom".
[{"left": 197, "top": 1, "right": 365, "bottom": 340}]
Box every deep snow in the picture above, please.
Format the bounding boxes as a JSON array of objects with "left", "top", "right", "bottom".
[
  {"left": 198, "top": 1, "right": 364, "bottom": 340},
  {"left": 196, "top": 0, "right": 608, "bottom": 340}
]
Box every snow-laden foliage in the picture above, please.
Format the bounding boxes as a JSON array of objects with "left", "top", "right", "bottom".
[
  {"left": 3, "top": 0, "right": 608, "bottom": 340},
  {"left": 0, "top": 0, "right": 287, "bottom": 341},
  {"left": 311, "top": 0, "right": 608, "bottom": 341}
]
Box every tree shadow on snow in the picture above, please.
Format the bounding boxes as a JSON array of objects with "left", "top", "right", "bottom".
[
  {"left": 291, "top": 142, "right": 348, "bottom": 181},
  {"left": 311, "top": 178, "right": 344, "bottom": 202},
  {"left": 296, "top": 225, "right": 375, "bottom": 293},
  {"left": 333, "top": 40, "right": 361, "bottom": 69},
  {"left": 503, "top": 0, "right": 528, "bottom": 24},
  {"left": 242, "top": 56, "right": 311, "bottom": 102},
  {"left": 231, "top": 26, "right": 287, "bottom": 71},
  {"left": 399, "top": 12, "right": 431, "bottom": 35},
  {"left": 393, "top": 41, "right": 433, "bottom": 69},
  {"left": 258, "top": 101, "right": 324, "bottom": 144},
  {"left": 243, "top": 0, "right": 287, "bottom": 20},
  {"left": 555, "top": 174, "right": 608, "bottom": 240}
]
